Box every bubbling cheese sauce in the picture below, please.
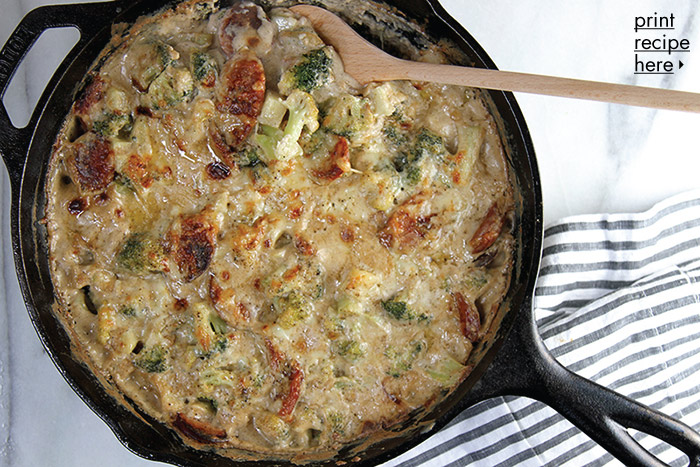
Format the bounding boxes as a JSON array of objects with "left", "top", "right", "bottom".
[{"left": 46, "top": 0, "right": 514, "bottom": 460}]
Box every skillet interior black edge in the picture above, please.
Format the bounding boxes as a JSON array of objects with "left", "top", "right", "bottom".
[{"left": 9, "top": 0, "right": 542, "bottom": 465}]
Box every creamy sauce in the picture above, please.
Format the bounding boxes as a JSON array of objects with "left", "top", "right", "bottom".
[{"left": 45, "top": 0, "right": 514, "bottom": 461}]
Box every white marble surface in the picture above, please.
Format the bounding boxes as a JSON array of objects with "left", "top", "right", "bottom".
[{"left": 1, "top": 0, "right": 700, "bottom": 465}]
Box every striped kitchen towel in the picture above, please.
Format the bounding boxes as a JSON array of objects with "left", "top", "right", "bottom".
[{"left": 383, "top": 189, "right": 700, "bottom": 467}]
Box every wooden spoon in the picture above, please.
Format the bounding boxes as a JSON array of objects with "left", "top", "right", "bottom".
[{"left": 291, "top": 5, "right": 700, "bottom": 113}]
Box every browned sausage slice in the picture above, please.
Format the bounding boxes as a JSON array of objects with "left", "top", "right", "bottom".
[
  {"left": 452, "top": 291, "right": 480, "bottom": 342},
  {"left": 168, "top": 213, "right": 216, "bottom": 282},
  {"left": 66, "top": 132, "right": 115, "bottom": 193},
  {"left": 215, "top": 52, "right": 265, "bottom": 148},
  {"left": 218, "top": 3, "right": 262, "bottom": 58},
  {"left": 173, "top": 413, "right": 227, "bottom": 444},
  {"left": 469, "top": 202, "right": 504, "bottom": 254},
  {"left": 378, "top": 193, "right": 434, "bottom": 250},
  {"left": 278, "top": 363, "right": 304, "bottom": 418},
  {"left": 74, "top": 76, "right": 105, "bottom": 115}
]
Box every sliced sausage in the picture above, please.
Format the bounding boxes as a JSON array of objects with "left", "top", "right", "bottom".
[
  {"left": 215, "top": 52, "right": 265, "bottom": 148},
  {"left": 173, "top": 413, "right": 227, "bottom": 444},
  {"left": 278, "top": 363, "right": 304, "bottom": 418},
  {"left": 168, "top": 213, "right": 216, "bottom": 282},
  {"left": 469, "top": 202, "right": 504, "bottom": 254},
  {"left": 65, "top": 132, "right": 115, "bottom": 193},
  {"left": 378, "top": 193, "right": 434, "bottom": 250},
  {"left": 74, "top": 75, "right": 106, "bottom": 115},
  {"left": 452, "top": 291, "right": 480, "bottom": 342},
  {"left": 217, "top": 3, "right": 273, "bottom": 58}
]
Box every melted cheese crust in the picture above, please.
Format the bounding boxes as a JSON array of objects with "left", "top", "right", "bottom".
[{"left": 45, "top": 0, "right": 514, "bottom": 459}]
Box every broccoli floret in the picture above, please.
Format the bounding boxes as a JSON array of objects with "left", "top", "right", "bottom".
[
  {"left": 147, "top": 66, "right": 194, "bottom": 109},
  {"left": 413, "top": 127, "right": 446, "bottom": 160},
  {"left": 212, "top": 338, "right": 228, "bottom": 353},
  {"left": 191, "top": 51, "right": 217, "bottom": 85},
  {"left": 156, "top": 41, "right": 177, "bottom": 68},
  {"left": 274, "top": 291, "right": 310, "bottom": 329},
  {"left": 93, "top": 112, "right": 133, "bottom": 138},
  {"left": 130, "top": 41, "right": 179, "bottom": 91},
  {"left": 116, "top": 233, "right": 166, "bottom": 273},
  {"left": 135, "top": 345, "right": 168, "bottom": 373},
  {"left": 381, "top": 298, "right": 428, "bottom": 322},
  {"left": 114, "top": 172, "right": 133, "bottom": 186},
  {"left": 388, "top": 127, "right": 444, "bottom": 186},
  {"left": 383, "top": 124, "right": 408, "bottom": 146},
  {"left": 281, "top": 47, "right": 332, "bottom": 93},
  {"left": 299, "top": 125, "right": 332, "bottom": 158},
  {"left": 235, "top": 147, "right": 263, "bottom": 168},
  {"left": 295, "top": 48, "right": 332, "bottom": 92},
  {"left": 381, "top": 299, "right": 412, "bottom": 320},
  {"left": 385, "top": 340, "right": 424, "bottom": 377},
  {"left": 391, "top": 127, "right": 444, "bottom": 172},
  {"left": 382, "top": 109, "right": 408, "bottom": 145},
  {"left": 405, "top": 165, "right": 421, "bottom": 186},
  {"left": 321, "top": 94, "right": 374, "bottom": 143},
  {"left": 114, "top": 172, "right": 137, "bottom": 195},
  {"left": 254, "top": 90, "right": 319, "bottom": 161},
  {"left": 120, "top": 304, "right": 137, "bottom": 317},
  {"left": 334, "top": 339, "right": 365, "bottom": 362}
]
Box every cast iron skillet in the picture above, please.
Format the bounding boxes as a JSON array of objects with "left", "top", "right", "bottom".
[{"left": 1, "top": 0, "right": 700, "bottom": 465}]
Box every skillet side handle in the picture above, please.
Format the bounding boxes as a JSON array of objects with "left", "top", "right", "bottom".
[
  {"left": 0, "top": 1, "right": 123, "bottom": 187},
  {"left": 475, "top": 308, "right": 700, "bottom": 467},
  {"left": 542, "top": 360, "right": 700, "bottom": 467}
]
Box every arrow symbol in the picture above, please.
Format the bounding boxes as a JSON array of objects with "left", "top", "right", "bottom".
[{"left": 679, "top": 60, "right": 685, "bottom": 69}]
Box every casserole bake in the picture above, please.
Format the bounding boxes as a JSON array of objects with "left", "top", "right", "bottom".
[
  {"left": 45, "top": 0, "right": 514, "bottom": 459},
  {"left": 4, "top": 0, "right": 699, "bottom": 465}
]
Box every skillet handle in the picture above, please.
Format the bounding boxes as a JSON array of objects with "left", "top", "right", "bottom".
[
  {"left": 471, "top": 307, "right": 700, "bottom": 467},
  {"left": 542, "top": 360, "right": 700, "bottom": 467},
  {"left": 0, "top": 1, "right": 123, "bottom": 187}
]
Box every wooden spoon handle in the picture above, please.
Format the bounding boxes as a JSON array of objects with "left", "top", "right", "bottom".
[
  {"left": 292, "top": 4, "right": 700, "bottom": 113},
  {"left": 385, "top": 60, "right": 700, "bottom": 112}
]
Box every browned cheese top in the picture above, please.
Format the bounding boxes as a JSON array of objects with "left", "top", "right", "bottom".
[{"left": 45, "top": 0, "right": 514, "bottom": 459}]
